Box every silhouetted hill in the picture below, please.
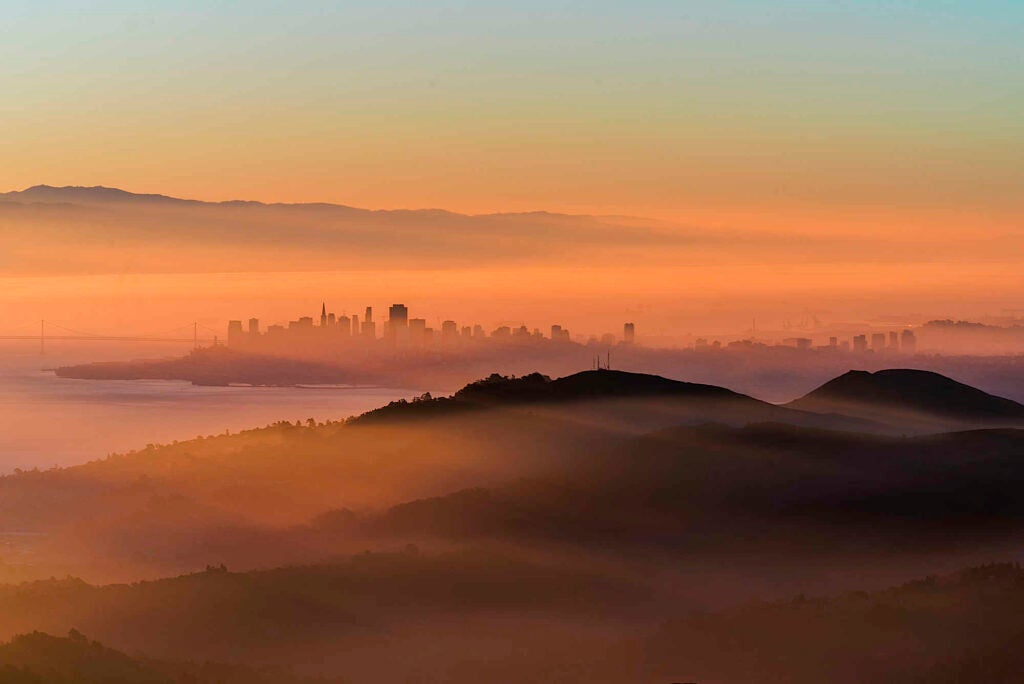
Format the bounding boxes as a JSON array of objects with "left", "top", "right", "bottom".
[
  {"left": 788, "top": 369, "right": 1024, "bottom": 427},
  {"left": 0, "top": 630, "right": 339, "bottom": 684},
  {"left": 354, "top": 369, "right": 882, "bottom": 433}
]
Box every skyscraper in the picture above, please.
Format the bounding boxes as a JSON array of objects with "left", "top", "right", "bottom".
[
  {"left": 320, "top": 302, "right": 328, "bottom": 328},
  {"left": 361, "top": 307, "right": 375, "bottom": 339},
  {"left": 441, "top": 320, "right": 458, "bottom": 344},
  {"left": 871, "top": 333, "right": 886, "bottom": 353},
  {"left": 388, "top": 304, "right": 409, "bottom": 345},
  {"left": 623, "top": 322, "right": 635, "bottom": 344},
  {"left": 388, "top": 304, "right": 408, "bottom": 327},
  {"left": 248, "top": 318, "right": 259, "bottom": 335},
  {"left": 901, "top": 329, "right": 917, "bottom": 354},
  {"left": 227, "top": 320, "right": 244, "bottom": 347},
  {"left": 409, "top": 318, "right": 427, "bottom": 347}
]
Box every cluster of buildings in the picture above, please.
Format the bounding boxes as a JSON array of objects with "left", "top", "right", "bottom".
[
  {"left": 227, "top": 303, "right": 637, "bottom": 352},
  {"left": 694, "top": 329, "right": 917, "bottom": 354}
]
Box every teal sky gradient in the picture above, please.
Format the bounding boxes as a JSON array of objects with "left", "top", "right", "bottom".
[{"left": 1, "top": 1, "right": 1021, "bottom": 219}]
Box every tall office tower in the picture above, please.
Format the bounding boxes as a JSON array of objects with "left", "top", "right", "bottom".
[
  {"left": 227, "top": 320, "right": 244, "bottom": 347},
  {"left": 871, "top": 333, "right": 886, "bottom": 353},
  {"left": 337, "top": 315, "right": 351, "bottom": 337},
  {"left": 829, "top": 336, "right": 838, "bottom": 347},
  {"left": 623, "top": 322, "right": 635, "bottom": 344},
  {"left": 441, "top": 320, "right": 458, "bottom": 343},
  {"left": 361, "top": 307, "right": 375, "bottom": 339},
  {"left": 388, "top": 304, "right": 409, "bottom": 327},
  {"left": 361, "top": 318, "right": 376, "bottom": 339},
  {"left": 248, "top": 318, "right": 259, "bottom": 335},
  {"left": 853, "top": 334, "right": 868, "bottom": 352},
  {"left": 351, "top": 314, "right": 359, "bottom": 337},
  {"left": 551, "top": 324, "right": 563, "bottom": 341},
  {"left": 473, "top": 325, "right": 485, "bottom": 340},
  {"left": 461, "top": 326, "right": 472, "bottom": 338},
  {"left": 901, "top": 329, "right": 917, "bottom": 354},
  {"left": 320, "top": 303, "right": 328, "bottom": 327},
  {"left": 328, "top": 313, "right": 336, "bottom": 326},
  {"left": 388, "top": 304, "right": 409, "bottom": 345},
  {"left": 888, "top": 331, "right": 899, "bottom": 350},
  {"left": 409, "top": 318, "right": 427, "bottom": 346}
]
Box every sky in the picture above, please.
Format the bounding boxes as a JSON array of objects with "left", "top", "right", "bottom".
[
  {"left": 2, "top": 1, "right": 1022, "bottom": 228},
  {"left": 1, "top": 1, "right": 1023, "bottom": 341}
]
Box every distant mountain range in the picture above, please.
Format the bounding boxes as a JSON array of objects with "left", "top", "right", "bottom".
[
  {"left": 0, "top": 185, "right": 698, "bottom": 274},
  {"left": 0, "top": 184, "right": 617, "bottom": 221}
]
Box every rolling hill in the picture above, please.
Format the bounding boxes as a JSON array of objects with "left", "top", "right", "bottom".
[{"left": 788, "top": 369, "right": 1024, "bottom": 431}]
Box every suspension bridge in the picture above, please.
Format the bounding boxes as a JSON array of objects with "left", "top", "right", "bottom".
[{"left": 0, "top": 321, "right": 220, "bottom": 354}]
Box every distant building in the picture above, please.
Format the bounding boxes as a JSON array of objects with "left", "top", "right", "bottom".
[
  {"left": 623, "top": 322, "right": 635, "bottom": 344},
  {"left": 853, "top": 334, "right": 868, "bottom": 352},
  {"left": 248, "top": 318, "right": 259, "bottom": 335},
  {"left": 600, "top": 333, "right": 616, "bottom": 346},
  {"left": 227, "top": 320, "right": 244, "bottom": 347},
  {"left": 337, "top": 315, "right": 351, "bottom": 337},
  {"left": 901, "top": 329, "right": 917, "bottom": 354},
  {"left": 888, "top": 331, "right": 899, "bottom": 350},
  {"left": 441, "top": 320, "right": 458, "bottom": 343},
  {"left": 409, "top": 318, "right": 427, "bottom": 346},
  {"left": 828, "top": 336, "right": 838, "bottom": 347},
  {"left": 389, "top": 304, "right": 408, "bottom": 326},
  {"left": 871, "top": 333, "right": 886, "bottom": 353},
  {"left": 782, "top": 337, "right": 812, "bottom": 350},
  {"left": 361, "top": 306, "right": 375, "bottom": 338},
  {"left": 320, "top": 303, "right": 328, "bottom": 328}
]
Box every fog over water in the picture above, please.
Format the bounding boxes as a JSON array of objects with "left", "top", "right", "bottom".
[{"left": 0, "top": 341, "right": 420, "bottom": 473}]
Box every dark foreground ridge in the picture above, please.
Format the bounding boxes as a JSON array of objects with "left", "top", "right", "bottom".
[
  {"left": 353, "top": 369, "right": 753, "bottom": 423},
  {"left": 788, "top": 368, "right": 1024, "bottom": 422}
]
